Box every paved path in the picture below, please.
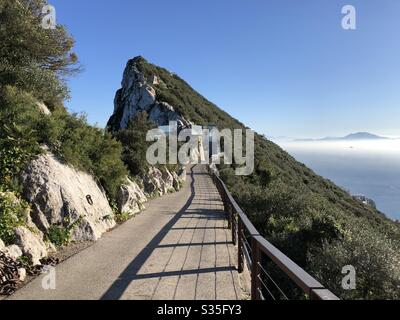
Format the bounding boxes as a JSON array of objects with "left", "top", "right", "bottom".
[{"left": 9, "top": 165, "right": 241, "bottom": 300}]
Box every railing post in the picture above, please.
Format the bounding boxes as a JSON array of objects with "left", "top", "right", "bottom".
[
  {"left": 251, "top": 236, "right": 261, "bottom": 300},
  {"left": 227, "top": 202, "right": 232, "bottom": 230},
  {"left": 231, "top": 209, "right": 236, "bottom": 246},
  {"left": 238, "top": 219, "right": 243, "bottom": 273}
]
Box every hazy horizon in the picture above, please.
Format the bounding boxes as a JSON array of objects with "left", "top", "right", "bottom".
[
  {"left": 275, "top": 139, "right": 400, "bottom": 220},
  {"left": 269, "top": 131, "right": 400, "bottom": 141}
]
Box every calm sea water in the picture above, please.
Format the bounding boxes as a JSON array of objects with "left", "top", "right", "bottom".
[{"left": 276, "top": 140, "right": 400, "bottom": 221}]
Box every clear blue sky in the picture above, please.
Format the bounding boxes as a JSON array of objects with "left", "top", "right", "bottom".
[{"left": 52, "top": 0, "right": 400, "bottom": 138}]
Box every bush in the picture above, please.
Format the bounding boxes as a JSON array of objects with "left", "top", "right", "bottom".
[
  {"left": 0, "top": 86, "right": 128, "bottom": 199},
  {"left": 45, "top": 216, "right": 85, "bottom": 247},
  {"left": 115, "top": 212, "right": 131, "bottom": 224},
  {"left": 46, "top": 225, "right": 70, "bottom": 247},
  {"left": 0, "top": 86, "right": 43, "bottom": 191},
  {"left": 47, "top": 110, "right": 128, "bottom": 197},
  {"left": 308, "top": 224, "right": 400, "bottom": 299}
]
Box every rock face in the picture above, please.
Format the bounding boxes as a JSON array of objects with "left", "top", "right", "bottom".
[
  {"left": 14, "top": 226, "right": 47, "bottom": 265},
  {"left": 2, "top": 245, "right": 23, "bottom": 260},
  {"left": 143, "top": 167, "right": 166, "bottom": 196},
  {"left": 116, "top": 167, "right": 185, "bottom": 215},
  {"left": 161, "top": 169, "right": 174, "bottom": 192},
  {"left": 143, "top": 167, "right": 180, "bottom": 196},
  {"left": 107, "top": 56, "right": 190, "bottom": 131},
  {"left": 21, "top": 153, "right": 116, "bottom": 242},
  {"left": 172, "top": 172, "right": 181, "bottom": 191},
  {"left": 117, "top": 178, "right": 147, "bottom": 216},
  {"left": 0, "top": 240, "right": 23, "bottom": 261}
]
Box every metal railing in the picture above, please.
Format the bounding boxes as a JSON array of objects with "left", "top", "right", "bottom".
[{"left": 209, "top": 168, "right": 339, "bottom": 300}]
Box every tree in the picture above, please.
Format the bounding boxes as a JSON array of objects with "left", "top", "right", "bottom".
[{"left": 0, "top": 0, "right": 80, "bottom": 105}]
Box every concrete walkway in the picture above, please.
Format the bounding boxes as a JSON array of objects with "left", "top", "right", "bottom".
[{"left": 9, "top": 165, "right": 241, "bottom": 300}]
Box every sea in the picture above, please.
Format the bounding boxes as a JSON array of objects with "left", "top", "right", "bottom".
[{"left": 274, "top": 139, "right": 400, "bottom": 221}]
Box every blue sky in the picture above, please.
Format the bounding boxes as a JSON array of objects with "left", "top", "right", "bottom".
[{"left": 52, "top": 0, "right": 400, "bottom": 138}]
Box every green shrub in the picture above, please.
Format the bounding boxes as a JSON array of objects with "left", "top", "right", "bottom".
[
  {"left": 0, "top": 87, "right": 43, "bottom": 190},
  {"left": 45, "top": 216, "right": 84, "bottom": 247},
  {"left": 46, "top": 225, "right": 71, "bottom": 247},
  {"left": 115, "top": 212, "right": 131, "bottom": 224},
  {"left": 48, "top": 110, "right": 128, "bottom": 197},
  {"left": 0, "top": 86, "right": 128, "bottom": 199}
]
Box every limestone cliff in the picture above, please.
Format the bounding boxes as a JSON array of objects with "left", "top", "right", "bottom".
[
  {"left": 21, "top": 153, "right": 116, "bottom": 242},
  {"left": 108, "top": 56, "right": 191, "bottom": 131}
]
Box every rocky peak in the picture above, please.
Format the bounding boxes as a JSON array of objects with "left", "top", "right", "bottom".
[{"left": 107, "top": 56, "right": 190, "bottom": 131}]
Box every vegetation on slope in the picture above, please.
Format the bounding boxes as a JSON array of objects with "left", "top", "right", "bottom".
[
  {"left": 0, "top": 0, "right": 129, "bottom": 252},
  {"left": 0, "top": 0, "right": 128, "bottom": 200},
  {"left": 136, "top": 57, "right": 400, "bottom": 299},
  {"left": 0, "top": 2, "right": 177, "bottom": 254}
]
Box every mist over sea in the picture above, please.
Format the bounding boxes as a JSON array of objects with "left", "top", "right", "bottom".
[{"left": 275, "top": 139, "right": 400, "bottom": 221}]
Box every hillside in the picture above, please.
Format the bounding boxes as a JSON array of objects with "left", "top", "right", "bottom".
[{"left": 108, "top": 56, "right": 400, "bottom": 299}]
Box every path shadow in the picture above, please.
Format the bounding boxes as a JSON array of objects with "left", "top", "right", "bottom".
[{"left": 101, "top": 166, "right": 197, "bottom": 300}]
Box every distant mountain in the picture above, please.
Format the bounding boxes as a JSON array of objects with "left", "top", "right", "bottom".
[
  {"left": 295, "top": 132, "right": 389, "bottom": 142},
  {"left": 342, "top": 132, "right": 389, "bottom": 140}
]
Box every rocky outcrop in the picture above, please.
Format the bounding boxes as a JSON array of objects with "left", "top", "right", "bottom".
[
  {"left": 21, "top": 153, "right": 116, "bottom": 242},
  {"left": 116, "top": 166, "right": 185, "bottom": 215},
  {"left": 161, "top": 168, "right": 174, "bottom": 192},
  {"left": 14, "top": 226, "right": 47, "bottom": 266},
  {"left": 107, "top": 56, "right": 190, "bottom": 131},
  {"left": 143, "top": 167, "right": 166, "bottom": 196},
  {"left": 117, "top": 178, "right": 147, "bottom": 216},
  {"left": 1, "top": 245, "right": 23, "bottom": 260},
  {"left": 172, "top": 172, "right": 181, "bottom": 190},
  {"left": 142, "top": 167, "right": 184, "bottom": 197},
  {"left": 0, "top": 240, "right": 23, "bottom": 260}
]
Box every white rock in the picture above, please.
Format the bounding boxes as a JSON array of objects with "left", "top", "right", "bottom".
[
  {"left": 144, "top": 167, "right": 166, "bottom": 196},
  {"left": 161, "top": 168, "right": 174, "bottom": 191},
  {"left": 14, "top": 226, "right": 47, "bottom": 265},
  {"left": 21, "top": 153, "right": 116, "bottom": 242},
  {"left": 36, "top": 102, "right": 51, "bottom": 115},
  {"left": 109, "top": 56, "right": 190, "bottom": 130},
  {"left": 0, "top": 238, "right": 5, "bottom": 251},
  {"left": 18, "top": 268, "right": 27, "bottom": 282},
  {"left": 117, "top": 178, "right": 147, "bottom": 215},
  {"left": 172, "top": 172, "right": 180, "bottom": 191},
  {"left": 4, "top": 245, "right": 23, "bottom": 260}
]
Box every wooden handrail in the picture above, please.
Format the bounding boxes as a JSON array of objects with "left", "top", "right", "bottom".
[{"left": 209, "top": 167, "right": 340, "bottom": 300}]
